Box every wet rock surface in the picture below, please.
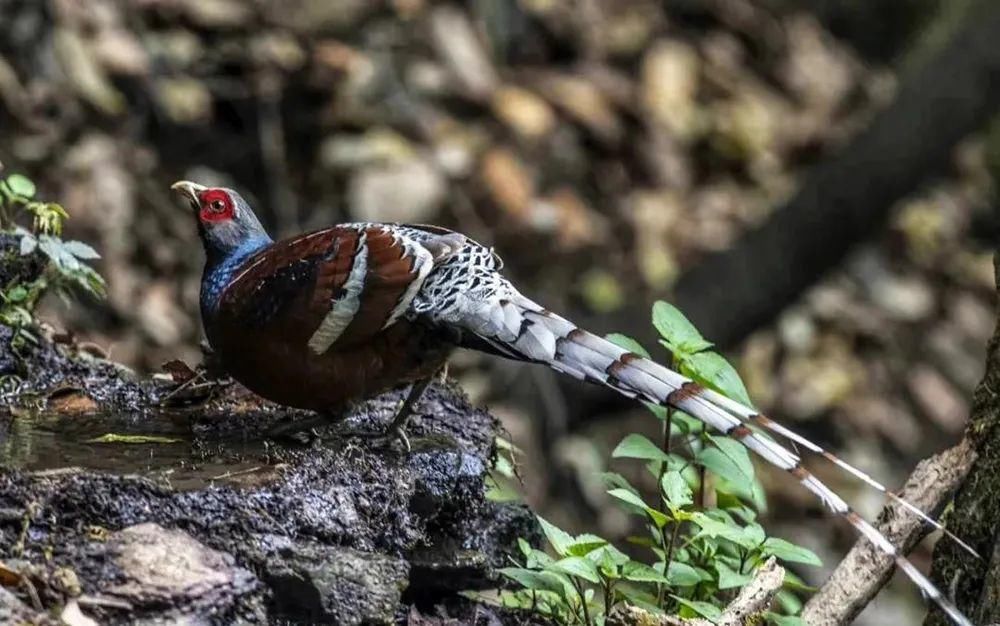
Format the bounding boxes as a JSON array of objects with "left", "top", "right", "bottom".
[
  {"left": 105, "top": 522, "right": 261, "bottom": 621},
  {"left": 262, "top": 540, "right": 408, "bottom": 625},
  {"left": 0, "top": 333, "right": 156, "bottom": 410},
  {"left": 0, "top": 346, "right": 539, "bottom": 625}
]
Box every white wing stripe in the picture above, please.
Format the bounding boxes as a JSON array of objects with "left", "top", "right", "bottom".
[
  {"left": 382, "top": 238, "right": 434, "bottom": 329},
  {"left": 307, "top": 230, "right": 369, "bottom": 354}
]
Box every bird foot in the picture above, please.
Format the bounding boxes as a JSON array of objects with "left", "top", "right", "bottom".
[
  {"left": 264, "top": 411, "right": 333, "bottom": 443},
  {"left": 342, "top": 419, "right": 412, "bottom": 453}
]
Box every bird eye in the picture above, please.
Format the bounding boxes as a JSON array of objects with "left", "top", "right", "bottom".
[{"left": 210, "top": 200, "right": 225, "bottom": 212}]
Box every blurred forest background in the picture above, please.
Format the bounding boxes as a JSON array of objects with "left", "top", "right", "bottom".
[{"left": 2, "top": 0, "right": 999, "bottom": 623}]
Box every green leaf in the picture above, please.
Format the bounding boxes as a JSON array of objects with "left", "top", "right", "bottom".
[
  {"left": 696, "top": 449, "right": 747, "bottom": 494},
  {"left": 652, "top": 301, "right": 714, "bottom": 356},
  {"left": 589, "top": 543, "right": 630, "bottom": 568},
  {"left": 661, "top": 470, "right": 694, "bottom": 508},
  {"left": 485, "top": 475, "right": 520, "bottom": 503},
  {"left": 605, "top": 333, "right": 650, "bottom": 358},
  {"left": 5, "top": 174, "right": 36, "bottom": 199},
  {"left": 607, "top": 488, "right": 669, "bottom": 528},
  {"left": 566, "top": 534, "right": 608, "bottom": 557},
  {"left": 517, "top": 537, "right": 532, "bottom": 558},
  {"left": 499, "top": 568, "right": 569, "bottom": 596},
  {"left": 679, "top": 351, "right": 752, "bottom": 406},
  {"left": 615, "top": 583, "right": 665, "bottom": 615},
  {"left": 762, "top": 538, "right": 822, "bottom": 567},
  {"left": 742, "top": 523, "right": 766, "bottom": 547},
  {"left": 5, "top": 286, "right": 28, "bottom": 303},
  {"left": 537, "top": 516, "right": 575, "bottom": 557},
  {"left": 61, "top": 240, "right": 100, "bottom": 260},
  {"left": 622, "top": 560, "right": 670, "bottom": 584},
  {"left": 719, "top": 474, "right": 769, "bottom": 514},
  {"left": 646, "top": 403, "right": 669, "bottom": 420},
  {"left": 766, "top": 614, "right": 808, "bottom": 626},
  {"left": 645, "top": 507, "right": 669, "bottom": 528},
  {"left": 705, "top": 435, "right": 755, "bottom": 486},
  {"left": 607, "top": 487, "right": 650, "bottom": 510},
  {"left": 37, "top": 235, "right": 80, "bottom": 272},
  {"left": 524, "top": 546, "right": 554, "bottom": 569},
  {"left": 750, "top": 477, "right": 768, "bottom": 513},
  {"left": 613, "top": 434, "right": 670, "bottom": 463},
  {"left": 665, "top": 561, "right": 702, "bottom": 586},
  {"left": 715, "top": 562, "right": 753, "bottom": 590},
  {"left": 781, "top": 570, "right": 818, "bottom": 593},
  {"left": 717, "top": 491, "right": 758, "bottom": 521},
  {"left": 690, "top": 512, "right": 758, "bottom": 549},
  {"left": 598, "top": 553, "right": 620, "bottom": 579},
  {"left": 775, "top": 589, "right": 804, "bottom": 615},
  {"left": 493, "top": 453, "right": 514, "bottom": 478},
  {"left": 644, "top": 456, "right": 689, "bottom": 480},
  {"left": 626, "top": 535, "right": 658, "bottom": 549},
  {"left": 36, "top": 235, "right": 60, "bottom": 262},
  {"left": 672, "top": 596, "right": 723, "bottom": 621},
  {"left": 547, "top": 556, "right": 600, "bottom": 583},
  {"left": 43, "top": 202, "right": 68, "bottom": 220},
  {"left": 671, "top": 411, "right": 704, "bottom": 435},
  {"left": 598, "top": 471, "right": 636, "bottom": 491}
]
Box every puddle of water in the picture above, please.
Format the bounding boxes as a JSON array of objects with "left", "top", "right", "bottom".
[{"left": 0, "top": 411, "right": 279, "bottom": 490}]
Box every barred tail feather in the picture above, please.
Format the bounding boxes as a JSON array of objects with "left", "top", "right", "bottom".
[
  {"left": 699, "top": 386, "right": 980, "bottom": 559},
  {"left": 451, "top": 295, "right": 972, "bottom": 626}
]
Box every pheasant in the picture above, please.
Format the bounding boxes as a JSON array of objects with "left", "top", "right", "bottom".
[{"left": 172, "top": 180, "right": 974, "bottom": 625}]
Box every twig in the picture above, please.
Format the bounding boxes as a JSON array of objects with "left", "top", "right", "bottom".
[
  {"left": 20, "top": 575, "right": 42, "bottom": 612},
  {"left": 12, "top": 501, "right": 38, "bottom": 557},
  {"left": 573, "top": 576, "right": 592, "bottom": 626},
  {"left": 801, "top": 437, "right": 977, "bottom": 626},
  {"left": 77, "top": 594, "right": 133, "bottom": 611},
  {"left": 657, "top": 399, "right": 675, "bottom": 605},
  {"left": 608, "top": 557, "right": 785, "bottom": 626},
  {"left": 209, "top": 466, "right": 263, "bottom": 481},
  {"left": 156, "top": 371, "right": 208, "bottom": 405}
]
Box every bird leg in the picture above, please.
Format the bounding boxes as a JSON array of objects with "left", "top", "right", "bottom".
[
  {"left": 379, "top": 376, "right": 434, "bottom": 452},
  {"left": 267, "top": 378, "right": 434, "bottom": 450},
  {"left": 324, "top": 377, "right": 434, "bottom": 452}
]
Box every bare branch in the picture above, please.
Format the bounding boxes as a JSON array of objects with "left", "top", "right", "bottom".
[
  {"left": 609, "top": 558, "right": 785, "bottom": 626},
  {"left": 801, "top": 438, "right": 977, "bottom": 626}
]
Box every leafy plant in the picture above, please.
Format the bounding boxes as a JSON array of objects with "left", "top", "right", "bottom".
[
  {"left": 477, "top": 302, "right": 817, "bottom": 625},
  {"left": 486, "top": 435, "right": 524, "bottom": 503},
  {"left": 0, "top": 171, "right": 105, "bottom": 347}
]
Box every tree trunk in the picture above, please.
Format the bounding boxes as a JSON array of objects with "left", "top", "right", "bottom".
[
  {"left": 925, "top": 254, "right": 1000, "bottom": 626},
  {"left": 670, "top": 3, "right": 1000, "bottom": 349}
]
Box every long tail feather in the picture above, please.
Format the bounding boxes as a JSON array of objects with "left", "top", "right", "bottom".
[
  {"left": 452, "top": 295, "right": 973, "bottom": 626},
  {"left": 699, "top": 386, "right": 980, "bottom": 559}
]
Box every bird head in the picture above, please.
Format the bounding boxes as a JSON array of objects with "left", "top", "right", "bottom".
[{"left": 171, "top": 181, "right": 270, "bottom": 259}]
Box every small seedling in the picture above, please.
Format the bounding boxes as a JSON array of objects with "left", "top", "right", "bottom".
[{"left": 0, "top": 172, "right": 105, "bottom": 350}]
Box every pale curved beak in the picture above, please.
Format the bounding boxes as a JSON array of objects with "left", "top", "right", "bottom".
[{"left": 170, "top": 180, "right": 206, "bottom": 207}]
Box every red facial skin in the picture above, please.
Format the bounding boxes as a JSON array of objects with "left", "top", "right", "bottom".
[{"left": 198, "top": 189, "right": 235, "bottom": 223}]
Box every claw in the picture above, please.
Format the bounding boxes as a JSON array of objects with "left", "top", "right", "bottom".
[
  {"left": 343, "top": 423, "right": 411, "bottom": 453},
  {"left": 388, "top": 425, "right": 411, "bottom": 453}
]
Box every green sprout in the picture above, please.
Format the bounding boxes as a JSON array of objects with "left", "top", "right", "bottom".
[{"left": 0, "top": 171, "right": 106, "bottom": 350}]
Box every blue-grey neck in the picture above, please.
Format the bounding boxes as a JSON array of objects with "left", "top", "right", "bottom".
[{"left": 200, "top": 235, "right": 272, "bottom": 318}]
